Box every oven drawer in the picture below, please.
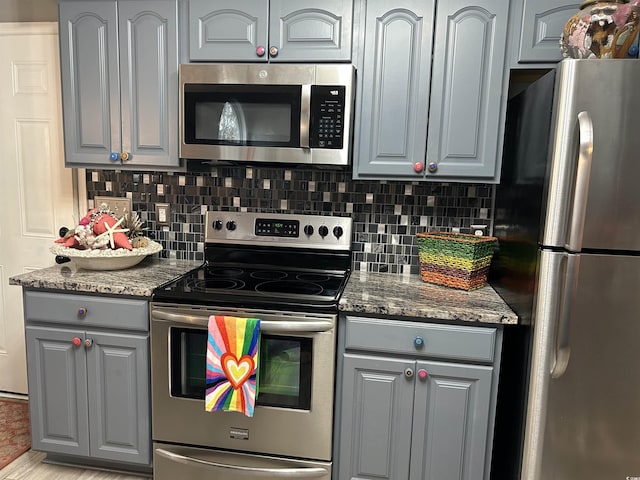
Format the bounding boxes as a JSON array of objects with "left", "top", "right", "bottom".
[
  {"left": 344, "top": 316, "right": 497, "bottom": 363},
  {"left": 24, "top": 290, "right": 148, "bottom": 331},
  {"left": 153, "top": 443, "right": 332, "bottom": 480}
]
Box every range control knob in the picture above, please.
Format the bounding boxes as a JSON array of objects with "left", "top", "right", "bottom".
[
  {"left": 318, "top": 225, "right": 329, "bottom": 238},
  {"left": 213, "top": 220, "right": 223, "bottom": 231},
  {"left": 304, "top": 225, "right": 314, "bottom": 236},
  {"left": 226, "top": 221, "right": 237, "bottom": 231},
  {"left": 333, "top": 226, "right": 344, "bottom": 239}
]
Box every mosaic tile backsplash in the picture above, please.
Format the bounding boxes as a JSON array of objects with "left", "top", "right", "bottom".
[{"left": 85, "top": 167, "right": 494, "bottom": 275}]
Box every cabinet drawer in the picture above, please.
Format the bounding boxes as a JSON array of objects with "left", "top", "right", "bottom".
[
  {"left": 25, "top": 291, "right": 148, "bottom": 331},
  {"left": 344, "top": 316, "right": 497, "bottom": 363}
]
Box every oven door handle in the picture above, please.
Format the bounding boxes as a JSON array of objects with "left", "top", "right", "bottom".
[
  {"left": 155, "top": 448, "right": 328, "bottom": 478},
  {"left": 152, "top": 310, "right": 334, "bottom": 333}
]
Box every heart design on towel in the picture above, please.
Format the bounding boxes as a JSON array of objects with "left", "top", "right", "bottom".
[{"left": 221, "top": 353, "right": 255, "bottom": 389}]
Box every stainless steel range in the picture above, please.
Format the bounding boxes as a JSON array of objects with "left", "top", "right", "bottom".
[{"left": 150, "top": 211, "right": 352, "bottom": 480}]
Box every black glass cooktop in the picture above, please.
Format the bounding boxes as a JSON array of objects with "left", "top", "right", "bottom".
[{"left": 152, "top": 245, "right": 352, "bottom": 312}]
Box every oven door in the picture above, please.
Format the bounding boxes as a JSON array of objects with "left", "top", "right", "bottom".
[{"left": 150, "top": 303, "right": 336, "bottom": 462}]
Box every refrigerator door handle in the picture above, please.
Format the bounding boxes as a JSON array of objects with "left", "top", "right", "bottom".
[
  {"left": 566, "top": 111, "right": 594, "bottom": 252},
  {"left": 551, "top": 253, "right": 580, "bottom": 379}
]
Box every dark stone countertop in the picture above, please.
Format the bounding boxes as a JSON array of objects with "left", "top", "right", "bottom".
[
  {"left": 8, "top": 257, "right": 201, "bottom": 298},
  {"left": 339, "top": 271, "right": 518, "bottom": 325},
  {"left": 9, "top": 261, "right": 518, "bottom": 324}
]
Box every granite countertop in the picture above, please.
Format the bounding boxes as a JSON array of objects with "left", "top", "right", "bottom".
[
  {"left": 8, "top": 257, "right": 201, "bottom": 297},
  {"left": 339, "top": 271, "right": 518, "bottom": 325},
  {"left": 9, "top": 260, "right": 518, "bottom": 324}
]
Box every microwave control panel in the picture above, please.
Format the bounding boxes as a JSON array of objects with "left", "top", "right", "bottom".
[{"left": 310, "top": 86, "right": 345, "bottom": 149}]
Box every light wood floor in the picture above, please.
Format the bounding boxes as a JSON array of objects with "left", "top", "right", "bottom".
[{"left": 0, "top": 451, "right": 151, "bottom": 480}]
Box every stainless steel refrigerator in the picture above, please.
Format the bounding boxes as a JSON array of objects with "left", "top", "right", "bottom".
[{"left": 491, "top": 59, "right": 640, "bottom": 480}]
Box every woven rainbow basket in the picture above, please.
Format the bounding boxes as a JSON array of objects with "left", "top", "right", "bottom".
[{"left": 416, "top": 232, "right": 497, "bottom": 291}]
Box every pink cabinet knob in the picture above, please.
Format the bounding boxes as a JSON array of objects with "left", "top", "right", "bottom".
[
  {"left": 72, "top": 337, "right": 82, "bottom": 347},
  {"left": 418, "top": 369, "right": 428, "bottom": 380},
  {"left": 256, "top": 46, "right": 266, "bottom": 57},
  {"left": 413, "top": 162, "right": 424, "bottom": 173}
]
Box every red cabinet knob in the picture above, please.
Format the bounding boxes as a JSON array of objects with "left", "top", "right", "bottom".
[
  {"left": 72, "top": 337, "right": 82, "bottom": 347},
  {"left": 413, "top": 162, "right": 424, "bottom": 173},
  {"left": 418, "top": 369, "right": 428, "bottom": 380}
]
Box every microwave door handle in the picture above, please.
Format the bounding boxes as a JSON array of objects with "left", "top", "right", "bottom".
[
  {"left": 155, "top": 448, "right": 328, "bottom": 478},
  {"left": 300, "top": 84, "right": 311, "bottom": 148}
]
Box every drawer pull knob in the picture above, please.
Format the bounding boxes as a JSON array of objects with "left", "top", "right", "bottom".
[
  {"left": 84, "top": 338, "right": 93, "bottom": 348},
  {"left": 72, "top": 337, "right": 82, "bottom": 347},
  {"left": 418, "top": 369, "right": 428, "bottom": 380},
  {"left": 414, "top": 336, "right": 424, "bottom": 348},
  {"left": 404, "top": 368, "right": 414, "bottom": 378},
  {"left": 78, "top": 307, "right": 87, "bottom": 317}
]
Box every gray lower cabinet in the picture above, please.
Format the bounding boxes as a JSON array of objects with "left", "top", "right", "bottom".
[
  {"left": 59, "top": 0, "right": 179, "bottom": 169},
  {"left": 24, "top": 291, "right": 151, "bottom": 467},
  {"left": 509, "top": 0, "right": 581, "bottom": 67},
  {"left": 353, "top": 0, "right": 509, "bottom": 183},
  {"left": 336, "top": 316, "right": 500, "bottom": 480},
  {"left": 188, "top": 0, "right": 353, "bottom": 62}
]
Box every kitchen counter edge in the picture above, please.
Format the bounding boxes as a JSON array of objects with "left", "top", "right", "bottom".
[
  {"left": 8, "top": 257, "right": 202, "bottom": 298},
  {"left": 339, "top": 271, "right": 518, "bottom": 325}
]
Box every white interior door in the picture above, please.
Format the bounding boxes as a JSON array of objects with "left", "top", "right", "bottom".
[{"left": 0, "top": 22, "right": 78, "bottom": 394}]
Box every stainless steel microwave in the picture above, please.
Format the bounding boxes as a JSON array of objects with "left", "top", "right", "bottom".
[{"left": 179, "top": 63, "right": 355, "bottom": 166}]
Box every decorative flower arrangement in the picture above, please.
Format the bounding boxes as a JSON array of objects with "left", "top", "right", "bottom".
[{"left": 55, "top": 203, "right": 149, "bottom": 251}]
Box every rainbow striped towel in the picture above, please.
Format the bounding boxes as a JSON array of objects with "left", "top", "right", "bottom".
[{"left": 205, "top": 315, "right": 260, "bottom": 417}]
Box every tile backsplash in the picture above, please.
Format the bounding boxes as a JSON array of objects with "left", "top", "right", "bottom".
[{"left": 85, "top": 167, "right": 494, "bottom": 274}]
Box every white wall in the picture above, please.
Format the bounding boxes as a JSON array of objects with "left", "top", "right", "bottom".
[{"left": 0, "top": 0, "right": 57, "bottom": 22}]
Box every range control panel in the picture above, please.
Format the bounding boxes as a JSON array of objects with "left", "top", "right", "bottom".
[{"left": 205, "top": 211, "right": 352, "bottom": 250}]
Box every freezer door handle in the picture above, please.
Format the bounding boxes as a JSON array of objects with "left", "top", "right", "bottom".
[
  {"left": 551, "top": 253, "right": 580, "bottom": 379},
  {"left": 155, "top": 448, "right": 328, "bottom": 478},
  {"left": 566, "top": 111, "right": 594, "bottom": 252}
]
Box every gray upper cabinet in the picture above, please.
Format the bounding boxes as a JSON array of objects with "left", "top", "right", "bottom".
[
  {"left": 353, "top": 0, "right": 434, "bottom": 178},
  {"left": 353, "top": 0, "right": 509, "bottom": 183},
  {"left": 188, "top": 0, "right": 353, "bottom": 62},
  {"left": 25, "top": 291, "right": 151, "bottom": 467},
  {"left": 336, "top": 316, "right": 500, "bottom": 480},
  {"left": 59, "top": 0, "right": 179, "bottom": 169},
  {"left": 509, "top": 0, "right": 580, "bottom": 66}
]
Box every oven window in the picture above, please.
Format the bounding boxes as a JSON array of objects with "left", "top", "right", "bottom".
[
  {"left": 170, "top": 328, "right": 312, "bottom": 410},
  {"left": 183, "top": 84, "right": 301, "bottom": 148}
]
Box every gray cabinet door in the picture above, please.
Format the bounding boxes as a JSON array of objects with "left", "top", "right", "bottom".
[
  {"left": 425, "top": 0, "right": 509, "bottom": 180},
  {"left": 188, "top": 0, "right": 269, "bottom": 61},
  {"left": 26, "top": 326, "right": 90, "bottom": 457},
  {"left": 118, "top": 0, "right": 179, "bottom": 167},
  {"left": 515, "top": 0, "right": 580, "bottom": 64},
  {"left": 59, "top": 0, "right": 121, "bottom": 166},
  {"left": 86, "top": 331, "right": 150, "bottom": 465},
  {"left": 410, "top": 361, "right": 493, "bottom": 480},
  {"left": 269, "top": 0, "right": 353, "bottom": 62},
  {"left": 353, "top": 0, "right": 435, "bottom": 178},
  {"left": 337, "top": 354, "right": 415, "bottom": 480}
]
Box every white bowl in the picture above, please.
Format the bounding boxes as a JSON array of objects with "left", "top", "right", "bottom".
[{"left": 50, "top": 240, "right": 163, "bottom": 271}]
